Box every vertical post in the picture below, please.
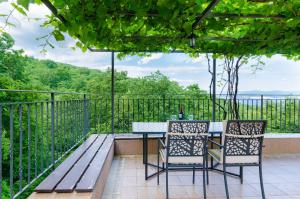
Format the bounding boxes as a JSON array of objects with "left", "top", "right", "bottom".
[
  {"left": 0, "top": 105, "right": 2, "bottom": 199},
  {"left": 261, "top": 95, "right": 264, "bottom": 120},
  {"left": 163, "top": 94, "right": 166, "bottom": 121},
  {"left": 111, "top": 51, "right": 115, "bottom": 134},
  {"left": 212, "top": 58, "right": 217, "bottom": 122},
  {"left": 210, "top": 58, "right": 216, "bottom": 169},
  {"left": 27, "top": 105, "right": 31, "bottom": 184},
  {"left": 83, "top": 94, "right": 88, "bottom": 135},
  {"left": 9, "top": 105, "right": 13, "bottom": 199},
  {"left": 19, "top": 105, "right": 23, "bottom": 192},
  {"left": 34, "top": 103, "right": 38, "bottom": 178},
  {"left": 51, "top": 93, "right": 55, "bottom": 169}
]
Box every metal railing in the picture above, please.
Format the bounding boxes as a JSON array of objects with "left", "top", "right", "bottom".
[
  {"left": 1, "top": 90, "right": 300, "bottom": 198},
  {"left": 0, "top": 90, "right": 102, "bottom": 199},
  {"left": 96, "top": 94, "right": 300, "bottom": 133}
]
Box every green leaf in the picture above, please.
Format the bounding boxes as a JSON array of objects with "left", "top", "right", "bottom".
[
  {"left": 183, "top": 22, "right": 192, "bottom": 34},
  {"left": 76, "top": 41, "right": 83, "bottom": 48},
  {"left": 34, "top": 0, "right": 42, "bottom": 4},
  {"left": 52, "top": 30, "right": 65, "bottom": 41},
  {"left": 11, "top": 3, "right": 27, "bottom": 16},
  {"left": 17, "top": 0, "right": 30, "bottom": 10}
]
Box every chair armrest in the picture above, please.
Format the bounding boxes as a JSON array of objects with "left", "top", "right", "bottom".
[{"left": 208, "top": 138, "right": 224, "bottom": 148}]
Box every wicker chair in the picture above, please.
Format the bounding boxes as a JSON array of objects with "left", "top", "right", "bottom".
[
  {"left": 157, "top": 120, "right": 210, "bottom": 199},
  {"left": 208, "top": 120, "right": 267, "bottom": 199}
]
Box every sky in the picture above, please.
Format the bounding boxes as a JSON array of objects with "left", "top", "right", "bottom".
[{"left": 1, "top": 2, "right": 300, "bottom": 93}]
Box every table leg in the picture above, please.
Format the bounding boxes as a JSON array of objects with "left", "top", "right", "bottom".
[
  {"left": 162, "top": 134, "right": 165, "bottom": 169},
  {"left": 142, "top": 133, "right": 165, "bottom": 180},
  {"left": 144, "top": 133, "right": 148, "bottom": 180},
  {"left": 143, "top": 134, "right": 146, "bottom": 164},
  {"left": 210, "top": 133, "right": 214, "bottom": 169}
]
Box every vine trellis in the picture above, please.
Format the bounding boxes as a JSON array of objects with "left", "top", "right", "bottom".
[{"left": 9, "top": 0, "right": 300, "bottom": 57}]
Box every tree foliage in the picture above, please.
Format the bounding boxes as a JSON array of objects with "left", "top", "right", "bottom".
[{"left": 0, "top": 32, "right": 207, "bottom": 99}]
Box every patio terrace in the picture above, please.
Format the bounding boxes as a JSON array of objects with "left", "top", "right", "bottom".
[
  {"left": 102, "top": 154, "right": 300, "bottom": 199},
  {"left": 2, "top": 90, "right": 300, "bottom": 199},
  {"left": 2, "top": 0, "right": 300, "bottom": 198}
]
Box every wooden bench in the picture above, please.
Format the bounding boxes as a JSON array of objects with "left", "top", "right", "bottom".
[{"left": 28, "top": 134, "right": 115, "bottom": 199}]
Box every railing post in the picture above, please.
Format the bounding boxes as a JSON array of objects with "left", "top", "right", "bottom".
[
  {"left": 9, "top": 105, "right": 13, "bottom": 199},
  {"left": 261, "top": 95, "right": 264, "bottom": 120},
  {"left": 212, "top": 58, "right": 217, "bottom": 122},
  {"left": 111, "top": 51, "right": 115, "bottom": 134},
  {"left": 51, "top": 92, "right": 55, "bottom": 170},
  {"left": 163, "top": 94, "right": 166, "bottom": 121},
  {"left": 83, "top": 94, "right": 89, "bottom": 135},
  {"left": 0, "top": 105, "right": 2, "bottom": 199}
]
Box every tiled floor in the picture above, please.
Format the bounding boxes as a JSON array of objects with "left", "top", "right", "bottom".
[{"left": 102, "top": 155, "right": 300, "bottom": 199}]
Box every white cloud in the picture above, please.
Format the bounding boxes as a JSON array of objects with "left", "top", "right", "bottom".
[
  {"left": 33, "top": 50, "right": 111, "bottom": 68},
  {"left": 115, "top": 65, "right": 207, "bottom": 77},
  {"left": 185, "top": 55, "right": 206, "bottom": 64},
  {"left": 138, "top": 53, "right": 163, "bottom": 65},
  {"left": 0, "top": 2, "right": 113, "bottom": 68},
  {"left": 0, "top": 2, "right": 50, "bottom": 31},
  {"left": 170, "top": 78, "right": 201, "bottom": 87}
]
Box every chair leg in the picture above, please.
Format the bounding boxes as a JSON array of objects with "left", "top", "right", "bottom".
[
  {"left": 240, "top": 166, "right": 243, "bottom": 184},
  {"left": 259, "top": 164, "right": 265, "bottom": 199},
  {"left": 206, "top": 155, "right": 209, "bottom": 185},
  {"left": 192, "top": 167, "right": 195, "bottom": 184},
  {"left": 166, "top": 164, "right": 169, "bottom": 199},
  {"left": 203, "top": 164, "right": 207, "bottom": 199},
  {"left": 223, "top": 165, "right": 230, "bottom": 199}
]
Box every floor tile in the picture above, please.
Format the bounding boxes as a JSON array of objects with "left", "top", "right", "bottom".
[{"left": 102, "top": 155, "right": 300, "bottom": 199}]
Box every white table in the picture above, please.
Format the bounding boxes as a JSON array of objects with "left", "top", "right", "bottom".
[
  {"left": 132, "top": 121, "right": 223, "bottom": 180},
  {"left": 132, "top": 121, "right": 223, "bottom": 134}
]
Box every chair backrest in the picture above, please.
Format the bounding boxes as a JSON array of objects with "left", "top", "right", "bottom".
[
  {"left": 166, "top": 120, "right": 209, "bottom": 157},
  {"left": 223, "top": 120, "right": 267, "bottom": 159}
]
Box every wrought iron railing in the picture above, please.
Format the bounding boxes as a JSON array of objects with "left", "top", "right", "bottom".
[
  {"left": 1, "top": 90, "right": 300, "bottom": 198},
  {"left": 95, "top": 95, "right": 300, "bottom": 133},
  {"left": 0, "top": 89, "right": 101, "bottom": 199}
]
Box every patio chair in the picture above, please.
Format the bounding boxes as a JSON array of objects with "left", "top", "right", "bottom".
[
  {"left": 208, "top": 120, "right": 267, "bottom": 199},
  {"left": 157, "top": 120, "right": 210, "bottom": 199}
]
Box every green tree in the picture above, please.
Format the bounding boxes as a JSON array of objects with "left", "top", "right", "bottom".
[{"left": 0, "top": 32, "right": 26, "bottom": 82}]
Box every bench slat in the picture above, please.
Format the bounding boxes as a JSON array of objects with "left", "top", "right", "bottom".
[
  {"left": 35, "top": 134, "right": 99, "bottom": 193},
  {"left": 55, "top": 135, "right": 107, "bottom": 192},
  {"left": 75, "top": 135, "right": 115, "bottom": 192}
]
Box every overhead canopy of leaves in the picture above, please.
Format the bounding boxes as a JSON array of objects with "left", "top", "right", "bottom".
[{"left": 17, "top": 0, "right": 300, "bottom": 57}]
